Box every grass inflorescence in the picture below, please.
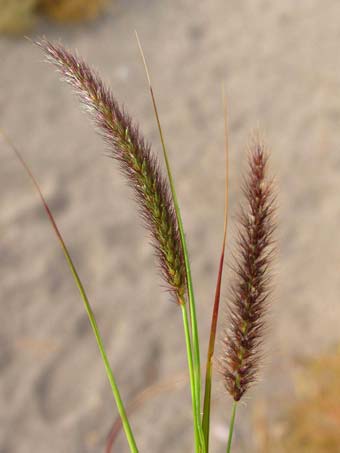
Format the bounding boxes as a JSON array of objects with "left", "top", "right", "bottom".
[
  {"left": 3, "top": 40, "right": 278, "bottom": 453},
  {"left": 221, "top": 142, "right": 275, "bottom": 402},
  {"left": 37, "top": 39, "right": 187, "bottom": 302}
]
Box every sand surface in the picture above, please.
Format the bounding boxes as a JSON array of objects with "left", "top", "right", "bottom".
[{"left": 1, "top": 1, "right": 340, "bottom": 451}]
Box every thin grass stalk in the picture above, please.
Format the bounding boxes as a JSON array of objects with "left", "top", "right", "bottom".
[
  {"left": 135, "top": 32, "right": 205, "bottom": 453},
  {"left": 181, "top": 303, "right": 201, "bottom": 451},
  {"left": 226, "top": 401, "right": 237, "bottom": 453},
  {"left": 157, "top": 113, "right": 205, "bottom": 452},
  {"left": 106, "top": 372, "right": 187, "bottom": 453},
  {"left": 1, "top": 131, "right": 138, "bottom": 453},
  {"left": 202, "top": 87, "right": 229, "bottom": 450},
  {"left": 149, "top": 88, "right": 204, "bottom": 452}
]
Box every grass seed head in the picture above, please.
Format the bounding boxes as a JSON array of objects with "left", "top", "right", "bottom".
[
  {"left": 221, "top": 139, "right": 275, "bottom": 401},
  {"left": 37, "top": 40, "right": 187, "bottom": 302}
]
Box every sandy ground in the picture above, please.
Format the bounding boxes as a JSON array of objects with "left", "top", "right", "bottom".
[{"left": 1, "top": 1, "right": 340, "bottom": 452}]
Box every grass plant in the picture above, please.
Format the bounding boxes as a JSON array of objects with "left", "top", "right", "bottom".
[{"left": 2, "top": 40, "right": 276, "bottom": 452}]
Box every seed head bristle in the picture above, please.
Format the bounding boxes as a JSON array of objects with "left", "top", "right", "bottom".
[
  {"left": 37, "top": 39, "right": 186, "bottom": 301},
  {"left": 221, "top": 139, "right": 275, "bottom": 401}
]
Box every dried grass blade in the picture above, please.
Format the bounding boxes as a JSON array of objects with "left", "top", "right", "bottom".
[{"left": 202, "top": 86, "right": 229, "bottom": 450}]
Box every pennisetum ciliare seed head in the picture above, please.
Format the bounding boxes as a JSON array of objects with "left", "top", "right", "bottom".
[
  {"left": 37, "top": 40, "right": 186, "bottom": 302},
  {"left": 221, "top": 140, "right": 275, "bottom": 401}
]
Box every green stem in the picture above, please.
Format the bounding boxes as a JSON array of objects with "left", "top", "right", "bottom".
[
  {"left": 152, "top": 99, "right": 204, "bottom": 452},
  {"left": 60, "top": 245, "right": 138, "bottom": 453},
  {"left": 181, "top": 303, "right": 200, "bottom": 452},
  {"left": 135, "top": 35, "right": 204, "bottom": 451},
  {"left": 226, "top": 401, "right": 237, "bottom": 453},
  {"left": 3, "top": 133, "right": 139, "bottom": 453}
]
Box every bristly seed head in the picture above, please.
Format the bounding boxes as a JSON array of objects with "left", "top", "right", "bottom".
[
  {"left": 37, "top": 39, "right": 186, "bottom": 301},
  {"left": 221, "top": 139, "right": 275, "bottom": 401}
]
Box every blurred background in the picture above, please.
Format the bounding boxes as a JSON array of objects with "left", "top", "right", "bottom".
[{"left": 1, "top": 1, "right": 340, "bottom": 452}]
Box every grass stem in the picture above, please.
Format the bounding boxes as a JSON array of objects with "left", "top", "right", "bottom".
[
  {"left": 135, "top": 32, "right": 205, "bottom": 452},
  {"left": 153, "top": 92, "right": 205, "bottom": 451},
  {"left": 181, "top": 302, "right": 201, "bottom": 452},
  {"left": 226, "top": 401, "right": 237, "bottom": 453}
]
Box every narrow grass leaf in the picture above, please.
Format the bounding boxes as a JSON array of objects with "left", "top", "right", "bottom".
[
  {"left": 135, "top": 32, "right": 205, "bottom": 453},
  {"left": 0, "top": 130, "right": 139, "bottom": 453},
  {"left": 106, "top": 372, "right": 187, "bottom": 453},
  {"left": 202, "top": 86, "right": 229, "bottom": 451}
]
